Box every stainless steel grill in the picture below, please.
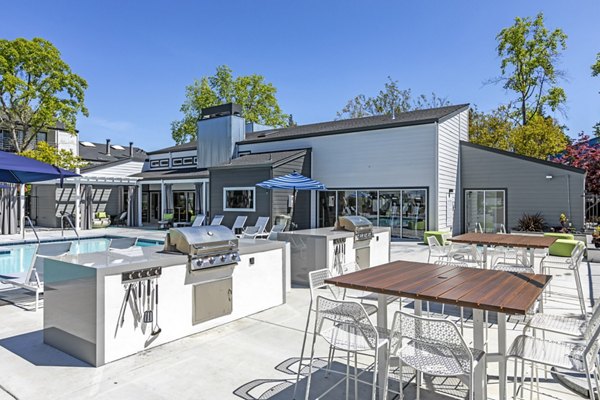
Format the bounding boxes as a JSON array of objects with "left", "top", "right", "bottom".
[
  {"left": 336, "top": 215, "right": 374, "bottom": 243},
  {"left": 163, "top": 226, "right": 240, "bottom": 271}
]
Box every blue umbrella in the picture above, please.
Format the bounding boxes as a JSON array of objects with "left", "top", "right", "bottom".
[
  {"left": 0, "top": 150, "right": 79, "bottom": 184},
  {"left": 257, "top": 172, "right": 326, "bottom": 229}
]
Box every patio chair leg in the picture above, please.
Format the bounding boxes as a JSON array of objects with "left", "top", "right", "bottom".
[
  {"left": 529, "top": 362, "right": 534, "bottom": 400},
  {"left": 304, "top": 328, "right": 318, "bottom": 400},
  {"left": 585, "top": 359, "right": 595, "bottom": 400},
  {"left": 398, "top": 357, "right": 404, "bottom": 400},
  {"left": 35, "top": 290, "right": 39, "bottom": 311},
  {"left": 460, "top": 307, "right": 464, "bottom": 334},
  {"left": 293, "top": 304, "right": 312, "bottom": 399},
  {"left": 346, "top": 348, "right": 350, "bottom": 400},
  {"left": 416, "top": 371, "right": 421, "bottom": 400},
  {"left": 513, "top": 357, "right": 518, "bottom": 400},
  {"left": 574, "top": 268, "right": 587, "bottom": 316},
  {"left": 520, "top": 359, "right": 525, "bottom": 400},
  {"left": 372, "top": 346, "right": 379, "bottom": 400},
  {"left": 354, "top": 352, "right": 358, "bottom": 400}
]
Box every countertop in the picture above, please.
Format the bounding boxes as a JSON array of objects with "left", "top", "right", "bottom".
[
  {"left": 45, "top": 239, "right": 287, "bottom": 276},
  {"left": 277, "top": 226, "right": 390, "bottom": 239}
]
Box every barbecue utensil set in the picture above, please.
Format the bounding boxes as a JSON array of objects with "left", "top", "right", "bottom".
[{"left": 118, "top": 276, "right": 161, "bottom": 336}]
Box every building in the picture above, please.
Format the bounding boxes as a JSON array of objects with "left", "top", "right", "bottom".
[
  {"left": 0, "top": 122, "right": 78, "bottom": 154},
  {"left": 132, "top": 103, "right": 585, "bottom": 237}
]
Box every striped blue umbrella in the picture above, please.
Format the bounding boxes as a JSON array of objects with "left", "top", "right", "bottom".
[{"left": 257, "top": 172, "right": 327, "bottom": 229}]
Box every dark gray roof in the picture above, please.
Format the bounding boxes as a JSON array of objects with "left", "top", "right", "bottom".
[
  {"left": 460, "top": 141, "right": 586, "bottom": 174},
  {"left": 147, "top": 140, "right": 197, "bottom": 155},
  {"left": 210, "top": 150, "right": 307, "bottom": 169},
  {"left": 131, "top": 167, "right": 209, "bottom": 180},
  {"left": 240, "top": 104, "right": 469, "bottom": 144},
  {"left": 79, "top": 141, "right": 146, "bottom": 163}
]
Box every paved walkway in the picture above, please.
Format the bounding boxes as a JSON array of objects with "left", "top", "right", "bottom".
[{"left": 0, "top": 231, "right": 595, "bottom": 399}]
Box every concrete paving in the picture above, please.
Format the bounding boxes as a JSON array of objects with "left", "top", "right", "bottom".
[{"left": 0, "top": 230, "right": 596, "bottom": 399}]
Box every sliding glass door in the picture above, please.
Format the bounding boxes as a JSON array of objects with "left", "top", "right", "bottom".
[{"left": 465, "top": 189, "right": 505, "bottom": 233}]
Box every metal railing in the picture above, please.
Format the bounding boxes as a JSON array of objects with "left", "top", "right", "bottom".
[
  {"left": 23, "top": 216, "right": 40, "bottom": 243},
  {"left": 585, "top": 194, "right": 600, "bottom": 231},
  {"left": 61, "top": 213, "right": 80, "bottom": 241}
]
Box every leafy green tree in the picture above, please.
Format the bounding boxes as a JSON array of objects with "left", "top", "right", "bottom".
[
  {"left": 336, "top": 77, "right": 449, "bottom": 119},
  {"left": 592, "top": 52, "right": 600, "bottom": 136},
  {"left": 21, "top": 141, "right": 87, "bottom": 170},
  {"left": 469, "top": 106, "right": 513, "bottom": 150},
  {"left": 495, "top": 13, "right": 567, "bottom": 126},
  {"left": 0, "top": 38, "right": 88, "bottom": 153},
  {"left": 171, "top": 65, "right": 289, "bottom": 144},
  {"left": 509, "top": 114, "right": 568, "bottom": 159}
]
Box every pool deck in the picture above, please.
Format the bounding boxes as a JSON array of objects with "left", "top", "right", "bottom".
[{"left": 0, "top": 228, "right": 596, "bottom": 399}]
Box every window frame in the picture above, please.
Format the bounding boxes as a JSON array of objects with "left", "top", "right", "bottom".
[{"left": 223, "top": 186, "right": 256, "bottom": 212}]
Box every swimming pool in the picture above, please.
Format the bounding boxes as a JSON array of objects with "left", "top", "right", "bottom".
[{"left": 0, "top": 237, "right": 163, "bottom": 276}]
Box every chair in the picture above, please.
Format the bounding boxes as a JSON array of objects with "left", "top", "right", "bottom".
[
  {"left": 173, "top": 214, "right": 205, "bottom": 228},
  {"left": 92, "top": 211, "right": 111, "bottom": 228},
  {"left": 109, "top": 237, "right": 138, "bottom": 249},
  {"left": 507, "top": 302, "right": 600, "bottom": 400},
  {"left": 251, "top": 216, "right": 270, "bottom": 236},
  {"left": 522, "top": 299, "right": 600, "bottom": 340},
  {"left": 427, "top": 236, "right": 449, "bottom": 263},
  {"left": 231, "top": 216, "right": 247, "bottom": 235},
  {"left": 210, "top": 214, "right": 224, "bottom": 226},
  {"left": 266, "top": 223, "right": 286, "bottom": 240},
  {"left": 489, "top": 252, "right": 534, "bottom": 274},
  {"left": 293, "top": 269, "right": 377, "bottom": 399},
  {"left": 387, "top": 311, "right": 484, "bottom": 400},
  {"left": 241, "top": 226, "right": 261, "bottom": 239},
  {"left": 303, "top": 296, "right": 389, "bottom": 400},
  {"left": 432, "top": 260, "right": 469, "bottom": 322},
  {"left": 0, "top": 242, "right": 72, "bottom": 311},
  {"left": 541, "top": 241, "right": 587, "bottom": 316},
  {"left": 112, "top": 211, "right": 127, "bottom": 226},
  {"left": 157, "top": 213, "right": 174, "bottom": 229}
]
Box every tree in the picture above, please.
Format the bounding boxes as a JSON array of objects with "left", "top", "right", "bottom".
[
  {"left": 336, "top": 77, "right": 449, "bottom": 119},
  {"left": 495, "top": 13, "right": 567, "bottom": 126},
  {"left": 171, "top": 65, "right": 289, "bottom": 144},
  {"left": 553, "top": 133, "right": 600, "bottom": 194},
  {"left": 469, "top": 106, "right": 513, "bottom": 150},
  {"left": 0, "top": 38, "right": 88, "bottom": 153},
  {"left": 509, "top": 114, "right": 568, "bottom": 159},
  {"left": 592, "top": 52, "right": 600, "bottom": 136},
  {"left": 20, "top": 141, "right": 87, "bottom": 170}
]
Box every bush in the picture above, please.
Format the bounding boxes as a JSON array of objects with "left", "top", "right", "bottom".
[{"left": 516, "top": 213, "right": 547, "bottom": 232}]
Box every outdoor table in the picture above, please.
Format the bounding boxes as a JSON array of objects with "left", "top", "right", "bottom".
[
  {"left": 450, "top": 232, "right": 557, "bottom": 268},
  {"left": 325, "top": 260, "right": 552, "bottom": 400}
]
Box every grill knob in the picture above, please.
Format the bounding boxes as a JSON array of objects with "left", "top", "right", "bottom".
[
  {"left": 209, "top": 257, "right": 215, "bottom": 264},
  {"left": 221, "top": 255, "right": 227, "bottom": 262}
]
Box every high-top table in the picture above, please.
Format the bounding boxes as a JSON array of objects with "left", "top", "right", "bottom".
[
  {"left": 450, "top": 232, "right": 557, "bottom": 268},
  {"left": 325, "top": 260, "right": 552, "bottom": 400}
]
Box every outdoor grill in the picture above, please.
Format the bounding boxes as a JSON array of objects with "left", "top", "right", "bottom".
[
  {"left": 336, "top": 215, "right": 374, "bottom": 244},
  {"left": 163, "top": 226, "right": 240, "bottom": 271}
]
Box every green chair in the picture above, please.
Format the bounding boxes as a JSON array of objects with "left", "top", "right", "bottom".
[
  {"left": 92, "top": 211, "right": 111, "bottom": 228},
  {"left": 424, "top": 231, "right": 450, "bottom": 245},
  {"left": 544, "top": 233, "right": 578, "bottom": 256},
  {"left": 544, "top": 232, "right": 575, "bottom": 240},
  {"left": 158, "top": 213, "right": 174, "bottom": 229}
]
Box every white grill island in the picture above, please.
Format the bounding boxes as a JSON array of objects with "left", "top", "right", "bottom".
[
  {"left": 277, "top": 225, "right": 391, "bottom": 285},
  {"left": 42, "top": 239, "right": 289, "bottom": 367}
]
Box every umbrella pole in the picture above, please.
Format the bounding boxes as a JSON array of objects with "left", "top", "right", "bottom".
[
  {"left": 290, "top": 187, "right": 297, "bottom": 231},
  {"left": 20, "top": 184, "right": 25, "bottom": 239}
]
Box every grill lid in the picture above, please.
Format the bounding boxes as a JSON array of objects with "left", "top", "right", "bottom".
[
  {"left": 337, "top": 216, "right": 373, "bottom": 231},
  {"left": 164, "top": 226, "right": 238, "bottom": 255}
]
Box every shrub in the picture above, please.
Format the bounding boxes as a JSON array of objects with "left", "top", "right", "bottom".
[{"left": 516, "top": 213, "right": 547, "bottom": 232}]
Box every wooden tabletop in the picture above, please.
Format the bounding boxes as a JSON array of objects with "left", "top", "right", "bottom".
[
  {"left": 325, "top": 260, "right": 552, "bottom": 315},
  {"left": 449, "top": 232, "right": 557, "bottom": 249}
]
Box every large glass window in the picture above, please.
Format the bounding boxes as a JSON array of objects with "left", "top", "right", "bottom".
[
  {"left": 338, "top": 191, "right": 357, "bottom": 217},
  {"left": 318, "top": 191, "right": 337, "bottom": 228},
  {"left": 173, "top": 191, "right": 196, "bottom": 222},
  {"left": 402, "top": 190, "right": 427, "bottom": 239},
  {"left": 223, "top": 187, "right": 255, "bottom": 212},
  {"left": 465, "top": 190, "right": 505, "bottom": 233},
  {"left": 357, "top": 191, "right": 378, "bottom": 226},
  {"left": 378, "top": 191, "right": 402, "bottom": 240}
]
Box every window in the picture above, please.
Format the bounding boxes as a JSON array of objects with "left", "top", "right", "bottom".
[
  {"left": 172, "top": 158, "right": 182, "bottom": 166},
  {"left": 159, "top": 159, "right": 169, "bottom": 167},
  {"left": 150, "top": 160, "right": 160, "bottom": 168},
  {"left": 223, "top": 187, "right": 255, "bottom": 212},
  {"left": 37, "top": 132, "right": 48, "bottom": 144},
  {"left": 183, "top": 157, "right": 193, "bottom": 165},
  {"left": 465, "top": 190, "right": 505, "bottom": 233}
]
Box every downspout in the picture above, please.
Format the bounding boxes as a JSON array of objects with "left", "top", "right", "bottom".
[{"left": 434, "top": 122, "right": 439, "bottom": 232}]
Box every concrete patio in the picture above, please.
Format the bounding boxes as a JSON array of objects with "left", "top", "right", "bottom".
[{"left": 0, "top": 230, "right": 597, "bottom": 399}]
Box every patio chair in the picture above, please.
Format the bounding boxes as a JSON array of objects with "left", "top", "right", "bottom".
[
  {"left": 0, "top": 242, "right": 72, "bottom": 311},
  {"left": 173, "top": 214, "right": 205, "bottom": 228},
  {"left": 112, "top": 211, "right": 127, "bottom": 226},
  {"left": 109, "top": 237, "right": 138, "bottom": 250},
  {"left": 427, "top": 236, "right": 449, "bottom": 263},
  {"left": 303, "top": 296, "right": 389, "bottom": 400},
  {"left": 489, "top": 252, "right": 534, "bottom": 274},
  {"left": 293, "top": 269, "right": 377, "bottom": 400},
  {"left": 266, "top": 223, "right": 286, "bottom": 240},
  {"left": 241, "top": 226, "right": 261, "bottom": 239},
  {"left": 231, "top": 216, "right": 247, "bottom": 235},
  {"left": 507, "top": 302, "right": 600, "bottom": 400},
  {"left": 540, "top": 241, "right": 587, "bottom": 316},
  {"left": 387, "top": 311, "right": 484, "bottom": 400},
  {"left": 432, "top": 260, "right": 469, "bottom": 329},
  {"left": 245, "top": 216, "right": 269, "bottom": 238},
  {"left": 92, "top": 211, "right": 111, "bottom": 228},
  {"left": 157, "top": 213, "right": 174, "bottom": 229},
  {"left": 448, "top": 241, "right": 483, "bottom": 267},
  {"left": 210, "top": 214, "right": 224, "bottom": 226}
]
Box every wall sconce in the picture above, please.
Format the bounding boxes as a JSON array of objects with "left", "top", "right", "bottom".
[{"left": 546, "top": 175, "right": 553, "bottom": 180}]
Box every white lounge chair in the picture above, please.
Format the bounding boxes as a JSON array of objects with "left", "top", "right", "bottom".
[
  {"left": 210, "top": 214, "right": 224, "bottom": 226},
  {"left": 173, "top": 214, "right": 205, "bottom": 228},
  {"left": 109, "top": 237, "right": 138, "bottom": 250},
  {"left": 266, "top": 223, "right": 286, "bottom": 240},
  {"left": 243, "top": 216, "right": 269, "bottom": 238},
  {"left": 231, "top": 216, "right": 247, "bottom": 235},
  {"left": 0, "top": 242, "right": 72, "bottom": 311}
]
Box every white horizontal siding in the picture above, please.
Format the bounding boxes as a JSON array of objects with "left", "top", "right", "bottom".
[{"left": 83, "top": 161, "right": 144, "bottom": 179}]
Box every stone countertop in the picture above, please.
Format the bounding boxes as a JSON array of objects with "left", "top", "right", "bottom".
[
  {"left": 277, "top": 226, "right": 390, "bottom": 239},
  {"left": 46, "top": 239, "right": 287, "bottom": 276}
]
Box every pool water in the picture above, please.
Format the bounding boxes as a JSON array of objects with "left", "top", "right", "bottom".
[{"left": 0, "top": 237, "right": 162, "bottom": 276}]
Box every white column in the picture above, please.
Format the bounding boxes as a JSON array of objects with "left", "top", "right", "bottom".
[
  {"left": 160, "top": 180, "right": 165, "bottom": 219},
  {"left": 74, "top": 171, "right": 81, "bottom": 231},
  {"left": 137, "top": 183, "right": 143, "bottom": 226},
  {"left": 20, "top": 184, "right": 25, "bottom": 239}
]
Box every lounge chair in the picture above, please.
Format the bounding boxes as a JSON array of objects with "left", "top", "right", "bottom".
[
  {"left": 242, "top": 216, "right": 269, "bottom": 237},
  {"left": 112, "top": 211, "right": 127, "bottom": 226},
  {"left": 231, "top": 216, "right": 247, "bottom": 235},
  {"left": 0, "top": 242, "right": 72, "bottom": 311},
  {"left": 173, "top": 214, "right": 205, "bottom": 228},
  {"left": 158, "top": 213, "right": 174, "bottom": 229},
  {"left": 266, "top": 223, "right": 286, "bottom": 240},
  {"left": 241, "top": 226, "right": 261, "bottom": 239},
  {"left": 109, "top": 237, "right": 138, "bottom": 249},
  {"left": 210, "top": 214, "right": 224, "bottom": 225},
  {"left": 93, "top": 211, "right": 111, "bottom": 228}
]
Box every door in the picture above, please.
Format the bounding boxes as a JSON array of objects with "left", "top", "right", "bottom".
[
  {"left": 465, "top": 190, "right": 506, "bottom": 233},
  {"left": 149, "top": 192, "right": 161, "bottom": 223}
]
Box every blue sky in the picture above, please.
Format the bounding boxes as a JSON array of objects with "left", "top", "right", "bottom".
[{"left": 2, "top": 1, "right": 599, "bottom": 151}]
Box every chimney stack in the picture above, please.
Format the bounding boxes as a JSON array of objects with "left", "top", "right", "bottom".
[
  {"left": 106, "top": 139, "right": 111, "bottom": 156},
  {"left": 129, "top": 142, "right": 134, "bottom": 157}
]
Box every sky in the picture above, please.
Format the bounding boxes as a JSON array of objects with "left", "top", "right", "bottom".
[{"left": 2, "top": 1, "right": 599, "bottom": 151}]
